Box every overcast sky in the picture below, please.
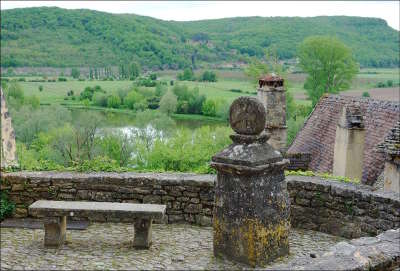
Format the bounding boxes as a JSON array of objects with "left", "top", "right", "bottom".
[{"left": 1, "top": 1, "right": 399, "bottom": 30}]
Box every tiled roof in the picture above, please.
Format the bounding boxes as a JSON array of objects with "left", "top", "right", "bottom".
[
  {"left": 287, "top": 94, "right": 400, "bottom": 185},
  {"left": 377, "top": 120, "right": 400, "bottom": 157}
]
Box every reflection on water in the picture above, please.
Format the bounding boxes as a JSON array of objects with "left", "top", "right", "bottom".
[{"left": 70, "top": 108, "right": 228, "bottom": 137}]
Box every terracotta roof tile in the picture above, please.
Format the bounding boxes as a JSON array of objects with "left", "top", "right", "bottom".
[{"left": 287, "top": 94, "right": 400, "bottom": 185}]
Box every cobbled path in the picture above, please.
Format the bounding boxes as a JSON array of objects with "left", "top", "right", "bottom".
[{"left": 1, "top": 223, "right": 345, "bottom": 270}]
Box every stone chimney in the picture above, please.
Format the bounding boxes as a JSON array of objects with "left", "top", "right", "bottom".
[
  {"left": 211, "top": 96, "right": 290, "bottom": 267},
  {"left": 1, "top": 87, "right": 18, "bottom": 170},
  {"left": 332, "top": 103, "right": 365, "bottom": 180},
  {"left": 377, "top": 120, "right": 400, "bottom": 193},
  {"left": 257, "top": 74, "right": 287, "bottom": 151}
]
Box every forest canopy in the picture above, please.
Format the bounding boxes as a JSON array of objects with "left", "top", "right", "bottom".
[{"left": 1, "top": 7, "right": 398, "bottom": 68}]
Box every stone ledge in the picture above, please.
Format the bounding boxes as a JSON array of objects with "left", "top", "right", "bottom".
[
  {"left": 1, "top": 171, "right": 216, "bottom": 187},
  {"left": 271, "top": 228, "right": 400, "bottom": 270}
]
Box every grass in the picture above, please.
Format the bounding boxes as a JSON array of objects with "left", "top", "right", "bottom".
[{"left": 7, "top": 67, "right": 398, "bottom": 111}]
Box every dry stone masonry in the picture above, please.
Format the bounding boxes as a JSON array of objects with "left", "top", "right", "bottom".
[
  {"left": 1, "top": 171, "right": 399, "bottom": 240},
  {"left": 0, "top": 87, "right": 18, "bottom": 169},
  {"left": 257, "top": 74, "right": 287, "bottom": 151},
  {"left": 378, "top": 120, "right": 400, "bottom": 194},
  {"left": 210, "top": 96, "right": 290, "bottom": 267}
]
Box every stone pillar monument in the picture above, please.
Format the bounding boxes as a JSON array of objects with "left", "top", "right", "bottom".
[
  {"left": 378, "top": 120, "right": 400, "bottom": 194},
  {"left": 211, "top": 96, "right": 290, "bottom": 267},
  {"left": 333, "top": 103, "right": 365, "bottom": 180},
  {"left": 1, "top": 87, "right": 18, "bottom": 170},
  {"left": 257, "top": 74, "right": 287, "bottom": 151}
]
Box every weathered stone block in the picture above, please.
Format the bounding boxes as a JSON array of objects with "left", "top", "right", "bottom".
[
  {"left": 184, "top": 204, "right": 202, "bottom": 214},
  {"left": 143, "top": 195, "right": 161, "bottom": 204}
]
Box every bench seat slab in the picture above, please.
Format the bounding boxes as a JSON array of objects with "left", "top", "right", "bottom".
[{"left": 29, "top": 200, "right": 166, "bottom": 220}]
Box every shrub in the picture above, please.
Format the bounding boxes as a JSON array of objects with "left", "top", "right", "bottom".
[
  {"left": 107, "top": 94, "right": 121, "bottom": 108},
  {"left": 0, "top": 191, "right": 15, "bottom": 221},
  {"left": 93, "top": 93, "right": 108, "bottom": 107},
  {"left": 38, "top": 85, "right": 43, "bottom": 92},
  {"left": 79, "top": 87, "right": 94, "bottom": 101},
  {"left": 25, "top": 95, "right": 40, "bottom": 109},
  {"left": 5, "top": 82, "right": 24, "bottom": 102},
  {"left": 160, "top": 90, "right": 178, "bottom": 115},
  {"left": 58, "top": 77, "right": 67, "bottom": 82},
  {"left": 362, "top": 91, "right": 370, "bottom": 97},
  {"left": 71, "top": 68, "right": 80, "bottom": 79},
  {"left": 202, "top": 99, "right": 217, "bottom": 117},
  {"left": 124, "top": 90, "right": 145, "bottom": 110},
  {"left": 18, "top": 77, "right": 26, "bottom": 82},
  {"left": 201, "top": 70, "right": 217, "bottom": 82},
  {"left": 229, "top": 88, "right": 242, "bottom": 93},
  {"left": 149, "top": 73, "right": 157, "bottom": 80},
  {"left": 177, "top": 68, "right": 194, "bottom": 81}
]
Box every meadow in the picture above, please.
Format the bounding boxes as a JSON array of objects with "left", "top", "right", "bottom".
[{"left": 5, "top": 67, "right": 399, "bottom": 112}]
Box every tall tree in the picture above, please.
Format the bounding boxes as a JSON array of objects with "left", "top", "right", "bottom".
[
  {"left": 298, "top": 36, "right": 359, "bottom": 106},
  {"left": 159, "top": 90, "right": 178, "bottom": 116}
]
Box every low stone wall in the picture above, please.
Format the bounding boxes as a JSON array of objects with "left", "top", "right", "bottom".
[
  {"left": 0, "top": 172, "right": 215, "bottom": 225},
  {"left": 1, "top": 172, "right": 399, "bottom": 238},
  {"left": 287, "top": 175, "right": 400, "bottom": 238}
]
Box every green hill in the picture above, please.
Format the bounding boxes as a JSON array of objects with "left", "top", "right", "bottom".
[{"left": 1, "top": 7, "right": 398, "bottom": 68}]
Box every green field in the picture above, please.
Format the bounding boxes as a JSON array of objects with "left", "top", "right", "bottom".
[{"left": 7, "top": 67, "right": 399, "bottom": 111}]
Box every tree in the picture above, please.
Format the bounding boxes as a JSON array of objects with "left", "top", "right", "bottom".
[
  {"left": 298, "top": 36, "right": 359, "bottom": 106},
  {"left": 71, "top": 68, "right": 80, "bottom": 79},
  {"left": 202, "top": 99, "right": 217, "bottom": 117},
  {"left": 107, "top": 94, "right": 121, "bottom": 108},
  {"left": 159, "top": 90, "right": 177, "bottom": 116},
  {"left": 125, "top": 90, "right": 145, "bottom": 110},
  {"left": 201, "top": 71, "right": 217, "bottom": 82}
]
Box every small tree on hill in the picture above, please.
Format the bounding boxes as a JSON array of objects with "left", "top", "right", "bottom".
[
  {"left": 71, "top": 68, "right": 80, "bottom": 79},
  {"left": 159, "top": 90, "right": 178, "bottom": 116},
  {"left": 298, "top": 36, "right": 359, "bottom": 106}
]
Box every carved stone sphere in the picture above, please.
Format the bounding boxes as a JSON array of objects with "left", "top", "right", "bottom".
[{"left": 229, "top": 96, "right": 266, "bottom": 135}]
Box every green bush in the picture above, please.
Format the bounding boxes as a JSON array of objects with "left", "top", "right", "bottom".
[
  {"left": 177, "top": 68, "right": 195, "bottom": 81},
  {"left": 25, "top": 95, "right": 40, "bottom": 109},
  {"left": 202, "top": 99, "right": 217, "bottom": 117},
  {"left": 71, "top": 68, "right": 80, "bottom": 79},
  {"left": 0, "top": 191, "right": 15, "bottom": 221},
  {"left": 93, "top": 93, "right": 108, "bottom": 107},
  {"left": 362, "top": 91, "right": 370, "bottom": 97},
  {"left": 58, "top": 77, "right": 67, "bottom": 82},
  {"left": 5, "top": 82, "right": 24, "bottom": 102},
  {"left": 124, "top": 90, "right": 145, "bottom": 110},
  {"left": 107, "top": 94, "right": 121, "bottom": 108},
  {"left": 38, "top": 85, "right": 43, "bottom": 92},
  {"left": 201, "top": 70, "right": 217, "bottom": 82}
]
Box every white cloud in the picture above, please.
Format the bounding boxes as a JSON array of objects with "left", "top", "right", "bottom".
[{"left": 1, "top": 1, "right": 399, "bottom": 30}]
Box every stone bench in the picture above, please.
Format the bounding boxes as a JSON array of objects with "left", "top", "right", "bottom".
[{"left": 29, "top": 200, "right": 166, "bottom": 249}]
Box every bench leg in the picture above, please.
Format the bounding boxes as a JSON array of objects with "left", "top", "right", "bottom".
[
  {"left": 133, "top": 218, "right": 153, "bottom": 249},
  {"left": 44, "top": 216, "right": 66, "bottom": 248}
]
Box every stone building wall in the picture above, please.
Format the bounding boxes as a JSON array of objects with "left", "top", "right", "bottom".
[
  {"left": 0, "top": 87, "right": 18, "bottom": 169},
  {"left": 1, "top": 172, "right": 399, "bottom": 238}
]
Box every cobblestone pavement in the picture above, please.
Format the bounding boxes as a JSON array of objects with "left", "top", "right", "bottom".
[{"left": 1, "top": 223, "right": 345, "bottom": 270}]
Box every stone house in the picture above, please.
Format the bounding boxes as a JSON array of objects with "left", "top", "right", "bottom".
[{"left": 287, "top": 94, "right": 400, "bottom": 185}]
